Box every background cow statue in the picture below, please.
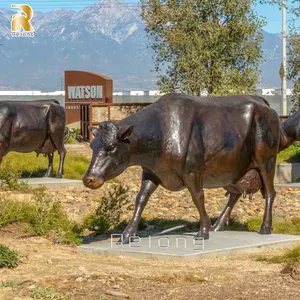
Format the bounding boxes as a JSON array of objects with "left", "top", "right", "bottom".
[
  {"left": 0, "top": 99, "right": 68, "bottom": 178},
  {"left": 83, "top": 93, "right": 281, "bottom": 243}
]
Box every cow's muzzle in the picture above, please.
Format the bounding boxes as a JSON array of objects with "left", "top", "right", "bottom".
[{"left": 82, "top": 175, "right": 104, "bottom": 190}]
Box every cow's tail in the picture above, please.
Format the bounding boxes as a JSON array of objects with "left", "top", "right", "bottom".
[{"left": 64, "top": 126, "right": 71, "bottom": 144}]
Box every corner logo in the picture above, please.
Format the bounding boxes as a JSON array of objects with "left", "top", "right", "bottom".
[{"left": 11, "top": 4, "right": 34, "bottom": 37}]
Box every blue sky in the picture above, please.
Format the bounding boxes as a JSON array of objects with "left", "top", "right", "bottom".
[{"left": 1, "top": 0, "right": 297, "bottom": 34}]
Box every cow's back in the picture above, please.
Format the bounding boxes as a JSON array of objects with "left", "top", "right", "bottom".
[
  {"left": 0, "top": 102, "right": 63, "bottom": 153},
  {"left": 118, "top": 93, "right": 279, "bottom": 190}
]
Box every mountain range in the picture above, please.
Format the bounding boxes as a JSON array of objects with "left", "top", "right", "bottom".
[{"left": 0, "top": 0, "right": 288, "bottom": 91}]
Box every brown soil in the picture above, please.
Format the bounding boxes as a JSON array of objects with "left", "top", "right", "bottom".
[{"left": 0, "top": 224, "right": 299, "bottom": 300}]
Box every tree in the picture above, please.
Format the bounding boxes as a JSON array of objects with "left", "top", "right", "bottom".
[
  {"left": 140, "top": 0, "right": 265, "bottom": 96},
  {"left": 261, "top": 0, "right": 299, "bottom": 113},
  {"left": 287, "top": 2, "right": 300, "bottom": 113},
  {"left": 288, "top": 31, "right": 300, "bottom": 113}
]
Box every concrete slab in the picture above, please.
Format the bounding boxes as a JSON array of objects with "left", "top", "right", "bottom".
[
  {"left": 275, "top": 163, "right": 300, "bottom": 184},
  {"left": 20, "top": 177, "right": 83, "bottom": 188},
  {"left": 78, "top": 231, "right": 300, "bottom": 261},
  {"left": 275, "top": 183, "right": 300, "bottom": 189},
  {"left": 65, "top": 144, "right": 87, "bottom": 149}
]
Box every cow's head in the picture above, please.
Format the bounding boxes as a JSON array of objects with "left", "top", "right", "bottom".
[{"left": 82, "top": 122, "right": 133, "bottom": 189}]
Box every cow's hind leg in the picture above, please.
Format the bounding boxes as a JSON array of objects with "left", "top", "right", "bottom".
[
  {"left": 184, "top": 173, "right": 212, "bottom": 240},
  {"left": 253, "top": 111, "right": 279, "bottom": 235},
  {"left": 43, "top": 153, "right": 54, "bottom": 178},
  {"left": 257, "top": 167, "right": 276, "bottom": 234},
  {"left": 0, "top": 138, "right": 9, "bottom": 165},
  {"left": 48, "top": 112, "right": 67, "bottom": 179},
  {"left": 212, "top": 193, "right": 241, "bottom": 231},
  {"left": 121, "top": 170, "right": 159, "bottom": 244}
]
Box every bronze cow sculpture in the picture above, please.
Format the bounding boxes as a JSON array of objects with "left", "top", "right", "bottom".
[
  {"left": 0, "top": 100, "right": 67, "bottom": 178},
  {"left": 213, "top": 107, "right": 300, "bottom": 231},
  {"left": 83, "top": 93, "right": 280, "bottom": 243}
]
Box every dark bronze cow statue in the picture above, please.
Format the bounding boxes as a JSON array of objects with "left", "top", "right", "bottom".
[
  {"left": 83, "top": 93, "right": 280, "bottom": 243},
  {"left": 0, "top": 99, "right": 67, "bottom": 178},
  {"left": 213, "top": 105, "right": 300, "bottom": 231}
]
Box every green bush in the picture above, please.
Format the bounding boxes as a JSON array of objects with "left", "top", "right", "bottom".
[
  {"left": 0, "top": 197, "right": 34, "bottom": 227},
  {"left": 84, "top": 183, "right": 130, "bottom": 235},
  {"left": 28, "top": 188, "right": 83, "bottom": 245},
  {"left": 0, "top": 189, "right": 82, "bottom": 245},
  {"left": 0, "top": 168, "right": 30, "bottom": 192},
  {"left": 277, "top": 144, "right": 300, "bottom": 163},
  {"left": 69, "top": 128, "right": 81, "bottom": 140},
  {"left": 0, "top": 244, "right": 20, "bottom": 269}
]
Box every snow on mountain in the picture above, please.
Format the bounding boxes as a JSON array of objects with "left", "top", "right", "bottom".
[{"left": 0, "top": 0, "right": 286, "bottom": 90}]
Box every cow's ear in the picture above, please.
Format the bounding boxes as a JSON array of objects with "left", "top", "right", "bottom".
[
  {"left": 88, "top": 126, "right": 99, "bottom": 137},
  {"left": 118, "top": 125, "right": 133, "bottom": 141}
]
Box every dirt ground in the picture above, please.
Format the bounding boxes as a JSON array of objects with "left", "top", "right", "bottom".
[
  {"left": 0, "top": 224, "right": 299, "bottom": 300},
  {"left": 1, "top": 143, "right": 300, "bottom": 300}
]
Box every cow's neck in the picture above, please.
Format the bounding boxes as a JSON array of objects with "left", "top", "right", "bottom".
[
  {"left": 279, "top": 125, "right": 293, "bottom": 151},
  {"left": 128, "top": 135, "right": 160, "bottom": 170},
  {"left": 281, "top": 109, "right": 300, "bottom": 148}
]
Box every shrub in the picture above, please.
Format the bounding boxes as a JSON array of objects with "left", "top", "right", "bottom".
[
  {"left": 0, "top": 197, "right": 34, "bottom": 227},
  {"left": 84, "top": 183, "right": 130, "bottom": 235},
  {"left": 0, "top": 244, "right": 20, "bottom": 269},
  {"left": 277, "top": 144, "right": 300, "bottom": 163},
  {"left": 28, "top": 188, "right": 83, "bottom": 245},
  {"left": 0, "top": 168, "right": 30, "bottom": 192},
  {"left": 0, "top": 189, "right": 82, "bottom": 245},
  {"left": 69, "top": 128, "right": 81, "bottom": 140}
]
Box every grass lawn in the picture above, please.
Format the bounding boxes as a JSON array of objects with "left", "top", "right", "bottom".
[{"left": 0, "top": 152, "right": 90, "bottom": 180}]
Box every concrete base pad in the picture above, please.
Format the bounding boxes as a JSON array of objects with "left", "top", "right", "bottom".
[
  {"left": 20, "top": 177, "right": 83, "bottom": 188},
  {"left": 78, "top": 231, "right": 300, "bottom": 260}
]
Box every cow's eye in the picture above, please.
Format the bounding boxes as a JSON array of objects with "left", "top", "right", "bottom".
[{"left": 107, "top": 145, "right": 116, "bottom": 152}]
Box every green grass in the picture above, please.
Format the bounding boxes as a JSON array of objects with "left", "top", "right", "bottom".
[
  {"left": 0, "top": 281, "right": 17, "bottom": 288},
  {"left": 66, "top": 136, "right": 76, "bottom": 144},
  {"left": 31, "top": 287, "right": 70, "bottom": 299},
  {"left": 0, "top": 244, "right": 20, "bottom": 269},
  {"left": 256, "top": 245, "right": 300, "bottom": 263},
  {"left": 277, "top": 145, "right": 300, "bottom": 163},
  {"left": 0, "top": 152, "right": 90, "bottom": 180},
  {"left": 246, "top": 216, "right": 300, "bottom": 235}
]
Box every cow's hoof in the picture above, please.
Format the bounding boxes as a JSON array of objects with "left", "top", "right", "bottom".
[
  {"left": 259, "top": 225, "right": 272, "bottom": 235},
  {"left": 118, "top": 235, "right": 131, "bottom": 245},
  {"left": 43, "top": 174, "right": 51, "bottom": 178},
  {"left": 195, "top": 232, "right": 209, "bottom": 240},
  {"left": 55, "top": 174, "right": 63, "bottom": 179},
  {"left": 212, "top": 222, "right": 225, "bottom": 232}
]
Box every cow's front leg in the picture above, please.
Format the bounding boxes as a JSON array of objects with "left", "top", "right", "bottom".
[
  {"left": 120, "top": 171, "right": 159, "bottom": 244},
  {"left": 184, "top": 173, "right": 212, "bottom": 240},
  {"left": 44, "top": 153, "right": 54, "bottom": 177},
  {"left": 212, "top": 192, "right": 241, "bottom": 231}
]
